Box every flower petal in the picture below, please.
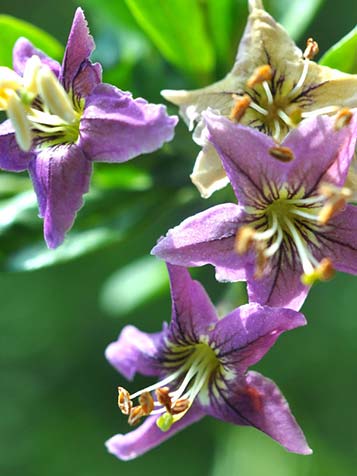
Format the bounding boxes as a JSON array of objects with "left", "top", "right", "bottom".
[
  {"left": 80, "top": 84, "right": 177, "bottom": 163},
  {"left": 105, "top": 325, "right": 166, "bottom": 380},
  {"left": 28, "top": 144, "right": 92, "bottom": 248},
  {"left": 12, "top": 38, "right": 61, "bottom": 77},
  {"left": 205, "top": 112, "right": 357, "bottom": 203},
  {"left": 209, "top": 303, "right": 306, "bottom": 370},
  {"left": 319, "top": 204, "right": 357, "bottom": 275},
  {"left": 60, "top": 8, "right": 100, "bottom": 95},
  {"left": 246, "top": 251, "right": 309, "bottom": 310},
  {"left": 106, "top": 403, "right": 205, "bottom": 461},
  {"left": 0, "top": 119, "right": 33, "bottom": 171},
  {"left": 207, "top": 371, "right": 311, "bottom": 455},
  {"left": 166, "top": 264, "right": 218, "bottom": 343},
  {"left": 190, "top": 142, "right": 229, "bottom": 198},
  {"left": 152, "top": 204, "right": 248, "bottom": 282}
]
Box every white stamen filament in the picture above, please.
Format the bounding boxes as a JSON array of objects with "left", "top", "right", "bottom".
[
  {"left": 289, "top": 208, "right": 320, "bottom": 221},
  {"left": 288, "top": 59, "right": 310, "bottom": 98},
  {"left": 284, "top": 216, "right": 315, "bottom": 275},
  {"left": 262, "top": 80, "right": 273, "bottom": 105},
  {"left": 249, "top": 101, "right": 268, "bottom": 116},
  {"left": 254, "top": 213, "right": 278, "bottom": 241},
  {"left": 273, "top": 119, "right": 281, "bottom": 141},
  {"left": 129, "top": 365, "right": 187, "bottom": 400},
  {"left": 264, "top": 223, "right": 283, "bottom": 258},
  {"left": 301, "top": 105, "right": 340, "bottom": 117},
  {"left": 277, "top": 109, "right": 296, "bottom": 128}
]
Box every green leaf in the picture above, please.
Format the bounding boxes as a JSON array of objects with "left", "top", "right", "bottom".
[
  {"left": 319, "top": 26, "right": 357, "bottom": 73},
  {"left": 100, "top": 255, "right": 168, "bottom": 316},
  {"left": 124, "top": 0, "right": 215, "bottom": 76},
  {"left": 93, "top": 164, "right": 153, "bottom": 191},
  {"left": 267, "top": 0, "right": 324, "bottom": 41},
  {"left": 0, "top": 15, "right": 63, "bottom": 68}
]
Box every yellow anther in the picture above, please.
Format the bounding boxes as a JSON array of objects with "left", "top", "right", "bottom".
[
  {"left": 318, "top": 183, "right": 352, "bottom": 200},
  {"left": 6, "top": 92, "right": 32, "bottom": 151},
  {"left": 229, "top": 94, "right": 251, "bottom": 122},
  {"left": 334, "top": 108, "right": 353, "bottom": 131},
  {"left": 247, "top": 64, "right": 273, "bottom": 89},
  {"left": 117, "top": 386, "right": 132, "bottom": 415},
  {"left": 303, "top": 38, "right": 319, "bottom": 60},
  {"left": 269, "top": 145, "right": 295, "bottom": 162},
  {"left": 128, "top": 405, "right": 145, "bottom": 426},
  {"left": 156, "top": 412, "right": 174, "bottom": 432},
  {"left": 235, "top": 225, "right": 255, "bottom": 255},
  {"left": 318, "top": 197, "right": 346, "bottom": 225},
  {"left": 301, "top": 258, "right": 335, "bottom": 285},
  {"left": 139, "top": 392, "right": 154, "bottom": 415},
  {"left": 36, "top": 66, "right": 77, "bottom": 123}
]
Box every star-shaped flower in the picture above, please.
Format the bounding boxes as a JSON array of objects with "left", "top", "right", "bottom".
[
  {"left": 153, "top": 112, "right": 357, "bottom": 310},
  {"left": 105, "top": 264, "right": 310, "bottom": 460},
  {"left": 162, "top": 0, "right": 357, "bottom": 197},
  {"left": 0, "top": 8, "right": 177, "bottom": 248}
]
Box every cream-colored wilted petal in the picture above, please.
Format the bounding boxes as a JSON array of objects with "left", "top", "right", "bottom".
[
  {"left": 190, "top": 142, "right": 229, "bottom": 198},
  {"left": 162, "top": 1, "right": 357, "bottom": 197}
]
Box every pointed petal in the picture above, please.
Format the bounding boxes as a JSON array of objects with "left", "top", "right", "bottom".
[
  {"left": 60, "top": 8, "right": 101, "bottom": 95},
  {"left": 209, "top": 303, "right": 306, "bottom": 371},
  {"left": 246, "top": 251, "right": 309, "bottom": 310},
  {"left": 207, "top": 371, "right": 311, "bottom": 455},
  {"left": 205, "top": 111, "right": 357, "bottom": 203},
  {"left": 105, "top": 325, "right": 166, "bottom": 380},
  {"left": 80, "top": 84, "right": 177, "bottom": 163},
  {"left": 190, "top": 143, "right": 229, "bottom": 198},
  {"left": 152, "top": 204, "right": 248, "bottom": 282},
  {"left": 12, "top": 38, "right": 61, "bottom": 77},
  {"left": 28, "top": 144, "right": 92, "bottom": 248},
  {"left": 166, "top": 264, "right": 218, "bottom": 343},
  {"left": 0, "top": 120, "right": 33, "bottom": 171},
  {"left": 320, "top": 204, "right": 357, "bottom": 275},
  {"left": 106, "top": 403, "right": 205, "bottom": 461}
]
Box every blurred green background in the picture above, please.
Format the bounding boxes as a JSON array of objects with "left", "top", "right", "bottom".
[{"left": 1, "top": 0, "right": 357, "bottom": 475}]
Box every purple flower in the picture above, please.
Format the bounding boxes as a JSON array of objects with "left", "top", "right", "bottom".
[
  {"left": 0, "top": 8, "right": 177, "bottom": 248},
  {"left": 152, "top": 111, "right": 357, "bottom": 310},
  {"left": 105, "top": 264, "right": 311, "bottom": 460}
]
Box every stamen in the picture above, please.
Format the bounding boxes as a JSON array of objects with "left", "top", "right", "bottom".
[
  {"left": 288, "top": 60, "right": 309, "bottom": 98},
  {"left": 6, "top": 92, "right": 32, "bottom": 151},
  {"left": 334, "top": 108, "right": 353, "bottom": 130},
  {"left": 247, "top": 65, "right": 273, "bottom": 89},
  {"left": 318, "top": 183, "right": 352, "bottom": 224},
  {"left": 303, "top": 38, "right": 319, "bottom": 60},
  {"left": 117, "top": 386, "right": 132, "bottom": 415},
  {"left": 128, "top": 406, "right": 145, "bottom": 426},
  {"left": 284, "top": 217, "right": 315, "bottom": 276},
  {"left": 301, "top": 105, "right": 339, "bottom": 117},
  {"left": 156, "top": 387, "right": 172, "bottom": 413},
  {"left": 301, "top": 258, "right": 335, "bottom": 285},
  {"left": 273, "top": 119, "right": 281, "bottom": 141},
  {"left": 269, "top": 145, "right": 294, "bottom": 162},
  {"left": 235, "top": 225, "right": 255, "bottom": 254},
  {"left": 139, "top": 392, "right": 154, "bottom": 415},
  {"left": 254, "top": 242, "right": 268, "bottom": 279},
  {"left": 248, "top": 101, "right": 268, "bottom": 116},
  {"left": 22, "top": 55, "right": 42, "bottom": 97},
  {"left": 277, "top": 109, "right": 297, "bottom": 128},
  {"left": 262, "top": 81, "right": 273, "bottom": 105},
  {"left": 36, "top": 66, "right": 77, "bottom": 123},
  {"left": 171, "top": 399, "right": 190, "bottom": 415},
  {"left": 229, "top": 94, "right": 251, "bottom": 122}
]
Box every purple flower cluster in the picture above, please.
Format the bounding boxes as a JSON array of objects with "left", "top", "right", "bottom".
[{"left": 2, "top": 1, "right": 357, "bottom": 464}]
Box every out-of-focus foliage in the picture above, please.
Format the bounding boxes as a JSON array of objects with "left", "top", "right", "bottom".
[
  {"left": 319, "top": 25, "right": 357, "bottom": 73},
  {"left": 0, "top": 14, "right": 63, "bottom": 67}
]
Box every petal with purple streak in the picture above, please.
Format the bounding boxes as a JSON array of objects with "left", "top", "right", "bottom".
[
  {"left": 209, "top": 303, "right": 306, "bottom": 371},
  {"left": 166, "top": 264, "right": 218, "bottom": 343},
  {"left": 12, "top": 38, "right": 61, "bottom": 77},
  {"left": 0, "top": 120, "right": 33, "bottom": 172},
  {"left": 105, "top": 324, "right": 166, "bottom": 380},
  {"left": 28, "top": 144, "right": 92, "bottom": 248},
  {"left": 207, "top": 371, "right": 312, "bottom": 455},
  {"left": 79, "top": 83, "right": 177, "bottom": 163},
  {"left": 152, "top": 203, "right": 248, "bottom": 282}
]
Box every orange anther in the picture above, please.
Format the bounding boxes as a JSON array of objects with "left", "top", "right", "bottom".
[
  {"left": 229, "top": 94, "right": 251, "bottom": 122},
  {"left": 269, "top": 146, "right": 295, "bottom": 162},
  {"left": 247, "top": 64, "right": 273, "bottom": 89}
]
